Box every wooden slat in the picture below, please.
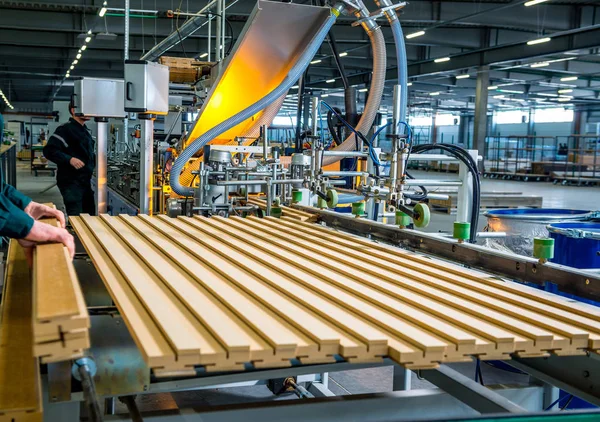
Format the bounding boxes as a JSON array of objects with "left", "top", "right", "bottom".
[
  {"left": 247, "top": 198, "right": 315, "bottom": 221},
  {"left": 0, "top": 242, "right": 42, "bottom": 422}
]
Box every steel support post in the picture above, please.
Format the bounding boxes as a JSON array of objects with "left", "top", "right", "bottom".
[
  {"left": 139, "top": 114, "right": 155, "bottom": 215},
  {"left": 95, "top": 118, "right": 108, "bottom": 214},
  {"left": 473, "top": 66, "right": 489, "bottom": 171}
]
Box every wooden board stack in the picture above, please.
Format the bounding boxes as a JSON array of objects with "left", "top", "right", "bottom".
[
  {"left": 246, "top": 198, "right": 316, "bottom": 222},
  {"left": 0, "top": 242, "right": 42, "bottom": 422},
  {"left": 32, "top": 217, "right": 90, "bottom": 363},
  {"left": 71, "top": 214, "right": 600, "bottom": 377}
]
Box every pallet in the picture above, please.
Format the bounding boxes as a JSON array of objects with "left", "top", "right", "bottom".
[
  {"left": 71, "top": 214, "right": 600, "bottom": 376},
  {"left": 32, "top": 217, "right": 90, "bottom": 363},
  {"left": 0, "top": 242, "right": 42, "bottom": 422},
  {"left": 430, "top": 193, "right": 543, "bottom": 214}
]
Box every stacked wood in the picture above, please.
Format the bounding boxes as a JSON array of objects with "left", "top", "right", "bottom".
[
  {"left": 247, "top": 198, "right": 316, "bottom": 222},
  {"left": 71, "top": 214, "right": 600, "bottom": 377},
  {"left": 32, "top": 217, "right": 90, "bottom": 363},
  {"left": 158, "top": 56, "right": 212, "bottom": 83},
  {"left": 0, "top": 242, "right": 42, "bottom": 422}
]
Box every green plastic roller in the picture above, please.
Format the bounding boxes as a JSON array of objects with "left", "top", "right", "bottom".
[
  {"left": 270, "top": 206, "right": 283, "bottom": 218},
  {"left": 326, "top": 189, "right": 338, "bottom": 208},
  {"left": 352, "top": 202, "right": 365, "bottom": 217},
  {"left": 453, "top": 222, "right": 471, "bottom": 243},
  {"left": 533, "top": 237, "right": 554, "bottom": 262},
  {"left": 413, "top": 203, "right": 430, "bottom": 228},
  {"left": 396, "top": 211, "right": 411, "bottom": 227},
  {"left": 291, "top": 190, "right": 303, "bottom": 204}
]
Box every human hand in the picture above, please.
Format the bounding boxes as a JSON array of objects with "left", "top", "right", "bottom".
[
  {"left": 70, "top": 157, "right": 85, "bottom": 170},
  {"left": 23, "top": 220, "right": 75, "bottom": 260},
  {"left": 24, "top": 201, "right": 67, "bottom": 228}
]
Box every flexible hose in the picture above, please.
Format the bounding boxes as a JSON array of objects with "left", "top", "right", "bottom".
[
  {"left": 170, "top": 10, "right": 339, "bottom": 197},
  {"left": 321, "top": 26, "right": 386, "bottom": 166}
]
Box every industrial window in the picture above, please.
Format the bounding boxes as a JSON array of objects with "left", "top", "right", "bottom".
[
  {"left": 409, "top": 115, "right": 433, "bottom": 127},
  {"left": 435, "top": 114, "right": 460, "bottom": 126},
  {"left": 533, "top": 108, "right": 574, "bottom": 123},
  {"left": 494, "top": 110, "right": 528, "bottom": 124},
  {"left": 272, "top": 115, "right": 297, "bottom": 127}
]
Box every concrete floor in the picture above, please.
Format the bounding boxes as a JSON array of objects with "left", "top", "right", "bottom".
[{"left": 16, "top": 162, "right": 588, "bottom": 415}]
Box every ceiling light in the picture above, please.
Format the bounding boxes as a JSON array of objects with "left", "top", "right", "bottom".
[
  {"left": 87, "top": 29, "right": 92, "bottom": 35},
  {"left": 99, "top": 1, "right": 107, "bottom": 17},
  {"left": 456, "top": 74, "right": 470, "bottom": 79},
  {"left": 527, "top": 37, "right": 551, "bottom": 46},
  {"left": 291, "top": 85, "right": 299, "bottom": 89},
  {"left": 199, "top": 52, "right": 208, "bottom": 58},
  {"left": 537, "top": 92, "right": 558, "bottom": 97},
  {"left": 560, "top": 76, "right": 578, "bottom": 82},
  {"left": 493, "top": 95, "right": 505, "bottom": 99},
  {"left": 524, "top": 0, "right": 549, "bottom": 6},
  {"left": 499, "top": 89, "right": 524, "bottom": 94},
  {"left": 429, "top": 92, "right": 440, "bottom": 96},
  {"left": 407, "top": 82, "right": 413, "bottom": 86},
  {"left": 73, "top": 60, "right": 78, "bottom": 64},
  {"left": 359, "top": 88, "right": 368, "bottom": 92},
  {"left": 488, "top": 85, "right": 498, "bottom": 90},
  {"left": 81, "top": 45, "right": 87, "bottom": 51},
  {"left": 434, "top": 57, "right": 450, "bottom": 63},
  {"left": 322, "top": 94, "right": 329, "bottom": 97},
  {"left": 76, "top": 54, "right": 82, "bottom": 59},
  {"left": 70, "top": 65, "right": 75, "bottom": 70},
  {"left": 531, "top": 62, "right": 549, "bottom": 68},
  {"left": 310, "top": 59, "right": 321, "bottom": 65},
  {"left": 558, "top": 89, "right": 573, "bottom": 94},
  {"left": 406, "top": 30, "right": 425, "bottom": 39},
  {"left": 85, "top": 36, "right": 92, "bottom": 43},
  {"left": 339, "top": 52, "right": 348, "bottom": 57},
  {"left": 557, "top": 96, "right": 572, "bottom": 102},
  {"left": 326, "top": 79, "right": 335, "bottom": 83}
]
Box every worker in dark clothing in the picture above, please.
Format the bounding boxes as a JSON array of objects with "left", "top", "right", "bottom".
[{"left": 43, "top": 102, "right": 96, "bottom": 216}]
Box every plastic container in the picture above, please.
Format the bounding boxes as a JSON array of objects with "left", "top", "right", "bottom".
[
  {"left": 484, "top": 208, "right": 595, "bottom": 256},
  {"left": 547, "top": 222, "right": 600, "bottom": 269}
]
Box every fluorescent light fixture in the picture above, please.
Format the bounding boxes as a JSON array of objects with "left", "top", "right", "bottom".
[
  {"left": 76, "top": 53, "right": 82, "bottom": 59},
  {"left": 456, "top": 74, "right": 470, "bottom": 79},
  {"left": 557, "top": 96, "right": 572, "bottom": 102},
  {"left": 406, "top": 30, "right": 425, "bottom": 39},
  {"left": 81, "top": 45, "right": 87, "bottom": 51},
  {"left": 434, "top": 57, "right": 450, "bottom": 63},
  {"left": 85, "top": 36, "right": 92, "bottom": 43},
  {"left": 538, "top": 92, "right": 558, "bottom": 97},
  {"left": 527, "top": 37, "right": 551, "bottom": 46},
  {"left": 70, "top": 65, "right": 75, "bottom": 70},
  {"left": 429, "top": 91, "right": 440, "bottom": 96},
  {"left": 499, "top": 89, "right": 524, "bottom": 94},
  {"left": 407, "top": 82, "right": 413, "bottom": 86},
  {"left": 560, "top": 76, "right": 578, "bottom": 82},
  {"left": 199, "top": 52, "right": 208, "bottom": 58},
  {"left": 488, "top": 85, "right": 498, "bottom": 90},
  {"left": 493, "top": 95, "right": 505, "bottom": 99},
  {"left": 322, "top": 94, "right": 329, "bottom": 98},
  {"left": 73, "top": 60, "right": 78, "bottom": 64},
  {"left": 291, "top": 85, "right": 299, "bottom": 89},
  {"left": 338, "top": 52, "right": 348, "bottom": 57},
  {"left": 358, "top": 88, "right": 368, "bottom": 92},
  {"left": 87, "top": 29, "right": 92, "bottom": 35},
  {"left": 99, "top": 1, "right": 107, "bottom": 17},
  {"left": 310, "top": 59, "right": 321, "bottom": 64},
  {"left": 531, "top": 62, "right": 549, "bottom": 68},
  {"left": 326, "top": 79, "right": 335, "bottom": 83},
  {"left": 558, "top": 89, "right": 573, "bottom": 94},
  {"left": 524, "top": 0, "right": 549, "bottom": 6}
]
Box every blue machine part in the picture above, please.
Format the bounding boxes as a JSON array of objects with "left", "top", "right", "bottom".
[{"left": 547, "top": 222, "right": 600, "bottom": 269}]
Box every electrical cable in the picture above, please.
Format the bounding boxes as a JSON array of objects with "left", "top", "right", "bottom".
[{"left": 327, "top": 107, "right": 344, "bottom": 146}]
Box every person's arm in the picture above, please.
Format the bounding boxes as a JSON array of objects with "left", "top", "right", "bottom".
[
  {"left": 0, "top": 195, "right": 34, "bottom": 239},
  {"left": 43, "top": 127, "right": 73, "bottom": 166},
  {"left": 1, "top": 183, "right": 32, "bottom": 210}
]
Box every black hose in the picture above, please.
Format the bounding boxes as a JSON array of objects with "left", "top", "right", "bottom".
[
  {"left": 411, "top": 144, "right": 481, "bottom": 243},
  {"left": 326, "top": 31, "right": 349, "bottom": 89},
  {"left": 78, "top": 365, "right": 104, "bottom": 422},
  {"left": 327, "top": 107, "right": 344, "bottom": 146}
]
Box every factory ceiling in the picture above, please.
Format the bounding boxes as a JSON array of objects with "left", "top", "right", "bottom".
[{"left": 1, "top": 0, "right": 600, "bottom": 112}]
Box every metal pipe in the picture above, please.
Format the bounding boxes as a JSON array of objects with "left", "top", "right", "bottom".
[
  {"left": 216, "top": 179, "right": 304, "bottom": 186},
  {"left": 95, "top": 119, "right": 108, "bottom": 214},
  {"left": 322, "top": 171, "right": 369, "bottom": 177},
  {"left": 404, "top": 179, "right": 463, "bottom": 187},
  {"left": 322, "top": 151, "right": 368, "bottom": 157},
  {"left": 215, "top": 0, "right": 223, "bottom": 61},
  {"left": 78, "top": 364, "right": 103, "bottom": 422}
]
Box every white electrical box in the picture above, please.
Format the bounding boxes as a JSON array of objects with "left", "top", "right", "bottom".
[
  {"left": 124, "top": 60, "right": 169, "bottom": 115},
  {"left": 73, "top": 77, "right": 126, "bottom": 118}
]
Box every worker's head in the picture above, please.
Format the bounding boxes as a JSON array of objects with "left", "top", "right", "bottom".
[{"left": 69, "top": 99, "right": 90, "bottom": 124}]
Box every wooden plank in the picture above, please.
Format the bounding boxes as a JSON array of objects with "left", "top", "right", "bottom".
[
  {"left": 247, "top": 198, "right": 315, "bottom": 221},
  {"left": 253, "top": 217, "right": 589, "bottom": 355},
  {"left": 0, "top": 242, "right": 42, "bottom": 422}
]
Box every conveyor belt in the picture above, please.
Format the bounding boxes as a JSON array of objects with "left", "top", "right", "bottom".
[{"left": 71, "top": 214, "right": 600, "bottom": 377}]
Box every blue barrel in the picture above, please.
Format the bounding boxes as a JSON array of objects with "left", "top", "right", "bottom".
[{"left": 547, "top": 222, "right": 600, "bottom": 269}]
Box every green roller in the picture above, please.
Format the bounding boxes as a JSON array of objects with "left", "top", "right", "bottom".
[
  {"left": 533, "top": 237, "right": 555, "bottom": 261},
  {"left": 453, "top": 222, "right": 471, "bottom": 241},
  {"left": 395, "top": 211, "right": 411, "bottom": 227},
  {"left": 352, "top": 202, "right": 365, "bottom": 216},
  {"left": 326, "top": 189, "right": 339, "bottom": 208},
  {"left": 317, "top": 197, "right": 328, "bottom": 209},
  {"left": 291, "top": 190, "right": 303, "bottom": 203},
  {"left": 270, "top": 206, "right": 283, "bottom": 218},
  {"left": 273, "top": 197, "right": 281, "bottom": 207},
  {"left": 413, "top": 203, "right": 431, "bottom": 228}
]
